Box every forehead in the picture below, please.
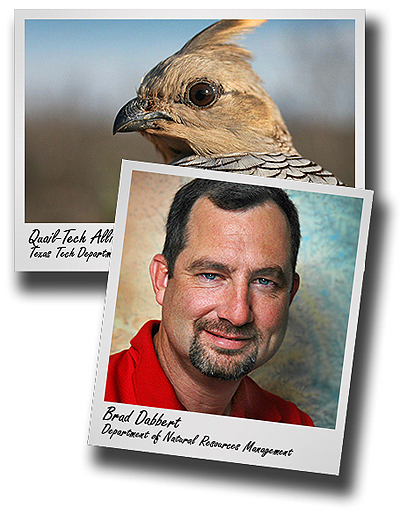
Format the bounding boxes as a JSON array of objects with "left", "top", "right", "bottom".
[{"left": 182, "top": 197, "right": 292, "bottom": 266}]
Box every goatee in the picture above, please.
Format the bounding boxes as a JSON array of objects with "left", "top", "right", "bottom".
[{"left": 189, "top": 319, "right": 261, "bottom": 381}]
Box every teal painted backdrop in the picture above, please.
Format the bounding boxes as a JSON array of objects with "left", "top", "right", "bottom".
[{"left": 251, "top": 189, "right": 363, "bottom": 429}]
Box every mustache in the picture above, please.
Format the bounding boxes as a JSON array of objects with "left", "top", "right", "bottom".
[{"left": 194, "top": 319, "right": 260, "bottom": 339}]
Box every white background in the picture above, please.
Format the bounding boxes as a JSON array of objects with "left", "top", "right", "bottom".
[{"left": 3, "top": 2, "right": 398, "bottom": 512}]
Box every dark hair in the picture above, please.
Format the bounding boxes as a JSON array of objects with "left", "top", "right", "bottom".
[{"left": 162, "top": 179, "right": 301, "bottom": 278}]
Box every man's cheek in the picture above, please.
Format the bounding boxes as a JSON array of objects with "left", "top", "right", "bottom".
[
  {"left": 182, "top": 289, "right": 219, "bottom": 316},
  {"left": 256, "top": 301, "right": 288, "bottom": 330}
]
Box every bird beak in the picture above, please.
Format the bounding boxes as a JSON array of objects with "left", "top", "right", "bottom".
[{"left": 113, "top": 97, "right": 173, "bottom": 135}]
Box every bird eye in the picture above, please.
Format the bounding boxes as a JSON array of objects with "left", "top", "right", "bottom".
[{"left": 187, "top": 82, "right": 217, "bottom": 108}]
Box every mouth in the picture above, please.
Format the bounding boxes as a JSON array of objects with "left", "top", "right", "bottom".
[{"left": 203, "top": 329, "right": 254, "bottom": 351}]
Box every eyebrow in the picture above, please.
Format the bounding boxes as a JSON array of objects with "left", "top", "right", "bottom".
[
  {"left": 252, "top": 266, "right": 286, "bottom": 285},
  {"left": 186, "top": 258, "right": 287, "bottom": 284},
  {"left": 186, "top": 259, "right": 234, "bottom": 274}
]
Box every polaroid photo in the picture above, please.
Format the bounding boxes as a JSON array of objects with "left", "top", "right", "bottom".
[
  {"left": 88, "top": 159, "right": 373, "bottom": 475},
  {"left": 15, "top": 9, "right": 364, "bottom": 271}
]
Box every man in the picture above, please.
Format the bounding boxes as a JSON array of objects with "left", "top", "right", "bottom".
[{"left": 105, "top": 179, "right": 313, "bottom": 426}]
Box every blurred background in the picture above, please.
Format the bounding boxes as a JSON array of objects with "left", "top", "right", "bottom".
[{"left": 24, "top": 18, "right": 356, "bottom": 223}]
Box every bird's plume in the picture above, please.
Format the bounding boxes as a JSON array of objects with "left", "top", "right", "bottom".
[
  {"left": 179, "top": 19, "right": 266, "bottom": 54},
  {"left": 113, "top": 20, "right": 344, "bottom": 185}
]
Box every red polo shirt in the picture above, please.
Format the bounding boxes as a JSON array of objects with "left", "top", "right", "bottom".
[{"left": 105, "top": 320, "right": 313, "bottom": 426}]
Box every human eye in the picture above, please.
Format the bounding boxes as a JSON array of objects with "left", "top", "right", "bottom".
[
  {"left": 200, "top": 272, "right": 219, "bottom": 281},
  {"left": 254, "top": 277, "right": 276, "bottom": 287}
]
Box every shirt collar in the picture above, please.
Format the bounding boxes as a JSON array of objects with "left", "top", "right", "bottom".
[{"left": 132, "top": 320, "right": 186, "bottom": 411}]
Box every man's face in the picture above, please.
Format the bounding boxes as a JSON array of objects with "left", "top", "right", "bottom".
[{"left": 151, "top": 197, "right": 299, "bottom": 381}]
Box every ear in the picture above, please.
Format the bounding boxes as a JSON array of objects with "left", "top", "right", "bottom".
[
  {"left": 149, "top": 254, "right": 169, "bottom": 306},
  {"left": 289, "top": 272, "right": 300, "bottom": 305}
]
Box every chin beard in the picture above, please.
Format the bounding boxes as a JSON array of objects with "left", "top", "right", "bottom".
[{"left": 189, "top": 319, "right": 261, "bottom": 381}]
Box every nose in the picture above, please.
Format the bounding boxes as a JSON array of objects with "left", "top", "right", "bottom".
[{"left": 216, "top": 283, "right": 254, "bottom": 327}]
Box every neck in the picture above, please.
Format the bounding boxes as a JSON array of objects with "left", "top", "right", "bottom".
[{"left": 153, "top": 323, "right": 241, "bottom": 416}]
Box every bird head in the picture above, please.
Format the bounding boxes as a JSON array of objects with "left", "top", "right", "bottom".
[{"left": 113, "top": 19, "right": 296, "bottom": 164}]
